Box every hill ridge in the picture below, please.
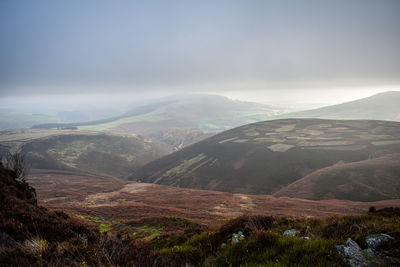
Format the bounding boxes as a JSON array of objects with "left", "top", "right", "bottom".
[{"left": 131, "top": 118, "right": 400, "bottom": 201}]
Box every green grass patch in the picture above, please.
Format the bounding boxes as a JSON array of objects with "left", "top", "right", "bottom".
[{"left": 149, "top": 212, "right": 400, "bottom": 266}]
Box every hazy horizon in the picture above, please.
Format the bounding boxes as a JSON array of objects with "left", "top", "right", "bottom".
[{"left": 1, "top": 0, "right": 400, "bottom": 110}]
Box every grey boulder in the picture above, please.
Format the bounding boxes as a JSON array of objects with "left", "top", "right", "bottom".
[
  {"left": 365, "top": 234, "right": 394, "bottom": 249},
  {"left": 336, "top": 238, "right": 367, "bottom": 267}
]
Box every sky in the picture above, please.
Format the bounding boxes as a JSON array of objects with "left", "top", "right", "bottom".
[{"left": 0, "top": 0, "right": 399, "bottom": 107}]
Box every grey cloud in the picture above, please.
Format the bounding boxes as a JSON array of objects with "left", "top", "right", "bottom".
[{"left": 0, "top": 0, "right": 399, "bottom": 96}]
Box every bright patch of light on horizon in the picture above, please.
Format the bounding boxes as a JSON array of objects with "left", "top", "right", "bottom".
[{"left": 213, "top": 85, "right": 400, "bottom": 109}]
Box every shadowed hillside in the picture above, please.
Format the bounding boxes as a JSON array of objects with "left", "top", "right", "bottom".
[
  {"left": 0, "top": 129, "right": 171, "bottom": 178},
  {"left": 274, "top": 153, "right": 400, "bottom": 201},
  {"left": 131, "top": 119, "right": 400, "bottom": 200}
]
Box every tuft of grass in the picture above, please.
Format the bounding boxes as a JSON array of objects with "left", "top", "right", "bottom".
[
  {"left": 99, "top": 223, "right": 112, "bottom": 233},
  {"left": 210, "top": 232, "right": 343, "bottom": 267},
  {"left": 23, "top": 238, "right": 48, "bottom": 255}
]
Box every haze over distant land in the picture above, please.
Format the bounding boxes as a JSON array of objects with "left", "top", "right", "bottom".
[{"left": 274, "top": 91, "right": 400, "bottom": 122}]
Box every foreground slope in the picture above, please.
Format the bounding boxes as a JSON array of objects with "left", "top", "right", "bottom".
[
  {"left": 0, "top": 164, "right": 108, "bottom": 266},
  {"left": 0, "top": 129, "right": 170, "bottom": 178},
  {"left": 131, "top": 119, "right": 400, "bottom": 200},
  {"left": 4, "top": 165, "right": 400, "bottom": 266},
  {"left": 275, "top": 91, "right": 400, "bottom": 121}
]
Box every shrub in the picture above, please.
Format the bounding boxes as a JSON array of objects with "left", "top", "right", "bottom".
[
  {"left": 369, "top": 206, "right": 376, "bottom": 213},
  {"left": 2, "top": 151, "right": 29, "bottom": 181}
]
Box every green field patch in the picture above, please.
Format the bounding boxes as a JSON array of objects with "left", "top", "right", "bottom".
[
  {"left": 371, "top": 140, "right": 400, "bottom": 146},
  {"left": 327, "top": 127, "right": 349, "bottom": 131},
  {"left": 82, "top": 214, "right": 163, "bottom": 238},
  {"left": 155, "top": 153, "right": 208, "bottom": 183},
  {"left": 218, "top": 137, "right": 238, "bottom": 144},
  {"left": 307, "top": 124, "right": 332, "bottom": 129},
  {"left": 254, "top": 137, "right": 286, "bottom": 143},
  {"left": 79, "top": 113, "right": 166, "bottom": 132},
  {"left": 243, "top": 129, "right": 260, "bottom": 136},
  {"left": 268, "top": 144, "right": 294, "bottom": 152},
  {"left": 286, "top": 136, "right": 314, "bottom": 140},
  {"left": 295, "top": 129, "right": 324, "bottom": 136},
  {"left": 298, "top": 140, "right": 355, "bottom": 147},
  {"left": 356, "top": 134, "right": 394, "bottom": 140},
  {"left": 233, "top": 139, "right": 249, "bottom": 143},
  {"left": 275, "top": 124, "right": 296, "bottom": 132}
]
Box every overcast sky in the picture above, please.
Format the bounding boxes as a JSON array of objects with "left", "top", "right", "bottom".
[{"left": 0, "top": 0, "right": 399, "bottom": 105}]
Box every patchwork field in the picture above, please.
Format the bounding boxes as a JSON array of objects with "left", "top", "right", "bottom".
[
  {"left": 132, "top": 119, "right": 400, "bottom": 201},
  {"left": 28, "top": 169, "right": 400, "bottom": 228}
]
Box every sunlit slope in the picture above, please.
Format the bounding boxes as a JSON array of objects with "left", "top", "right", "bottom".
[
  {"left": 31, "top": 94, "right": 280, "bottom": 149},
  {"left": 275, "top": 91, "right": 400, "bottom": 121},
  {"left": 30, "top": 94, "right": 277, "bottom": 134},
  {"left": 0, "top": 129, "right": 170, "bottom": 178},
  {"left": 131, "top": 119, "right": 400, "bottom": 200}
]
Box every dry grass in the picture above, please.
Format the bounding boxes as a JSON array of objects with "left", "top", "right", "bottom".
[
  {"left": 2, "top": 165, "right": 400, "bottom": 266},
  {"left": 28, "top": 169, "right": 400, "bottom": 228}
]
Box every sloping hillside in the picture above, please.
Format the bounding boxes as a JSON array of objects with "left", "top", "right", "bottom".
[
  {"left": 274, "top": 153, "right": 400, "bottom": 201},
  {"left": 131, "top": 119, "right": 400, "bottom": 200},
  {"left": 0, "top": 164, "right": 100, "bottom": 266},
  {"left": 275, "top": 91, "right": 400, "bottom": 121},
  {"left": 0, "top": 129, "right": 170, "bottom": 178},
  {"left": 0, "top": 164, "right": 174, "bottom": 266},
  {"left": 3, "top": 164, "right": 400, "bottom": 266}
]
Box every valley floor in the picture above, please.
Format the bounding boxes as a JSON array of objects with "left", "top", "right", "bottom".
[{"left": 28, "top": 169, "right": 400, "bottom": 228}]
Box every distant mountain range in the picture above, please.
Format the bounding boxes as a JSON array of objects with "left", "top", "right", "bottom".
[
  {"left": 275, "top": 91, "right": 400, "bottom": 121},
  {"left": 130, "top": 118, "right": 400, "bottom": 201}
]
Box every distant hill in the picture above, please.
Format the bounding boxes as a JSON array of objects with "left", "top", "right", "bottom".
[
  {"left": 130, "top": 119, "right": 400, "bottom": 201},
  {"left": 33, "top": 95, "right": 279, "bottom": 133},
  {"left": 0, "top": 129, "right": 170, "bottom": 178},
  {"left": 32, "top": 94, "right": 282, "bottom": 149},
  {"left": 274, "top": 91, "right": 400, "bottom": 121},
  {"left": 0, "top": 106, "right": 125, "bottom": 131}
]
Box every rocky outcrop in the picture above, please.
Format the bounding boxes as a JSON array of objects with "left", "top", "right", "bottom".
[
  {"left": 365, "top": 234, "right": 394, "bottom": 249},
  {"left": 336, "top": 238, "right": 367, "bottom": 267},
  {"left": 283, "top": 229, "right": 298, "bottom": 237},
  {"left": 336, "top": 234, "right": 396, "bottom": 267},
  {"left": 226, "top": 231, "right": 245, "bottom": 245}
]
